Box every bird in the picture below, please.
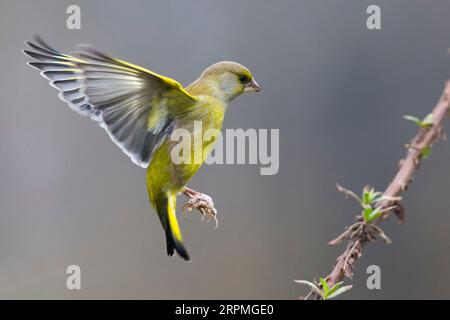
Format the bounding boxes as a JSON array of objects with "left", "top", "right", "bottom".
[{"left": 23, "top": 35, "right": 261, "bottom": 261}]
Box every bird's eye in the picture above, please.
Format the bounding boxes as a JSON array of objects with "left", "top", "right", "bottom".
[{"left": 239, "top": 75, "right": 249, "bottom": 83}]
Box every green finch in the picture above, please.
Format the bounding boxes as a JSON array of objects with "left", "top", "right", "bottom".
[{"left": 23, "top": 35, "right": 261, "bottom": 261}]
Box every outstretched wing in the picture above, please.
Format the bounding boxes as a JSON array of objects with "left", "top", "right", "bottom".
[{"left": 23, "top": 35, "right": 197, "bottom": 168}]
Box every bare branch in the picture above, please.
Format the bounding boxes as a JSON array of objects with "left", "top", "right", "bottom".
[{"left": 301, "top": 81, "right": 450, "bottom": 300}]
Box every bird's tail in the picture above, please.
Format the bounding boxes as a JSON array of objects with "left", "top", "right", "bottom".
[{"left": 156, "top": 193, "right": 191, "bottom": 261}]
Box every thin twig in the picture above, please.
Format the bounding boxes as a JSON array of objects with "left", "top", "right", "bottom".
[{"left": 303, "top": 81, "right": 450, "bottom": 299}]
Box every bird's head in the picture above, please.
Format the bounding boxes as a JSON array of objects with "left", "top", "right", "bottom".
[{"left": 195, "top": 61, "right": 261, "bottom": 102}]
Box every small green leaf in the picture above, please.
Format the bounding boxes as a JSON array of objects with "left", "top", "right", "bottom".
[
  {"left": 363, "top": 207, "right": 373, "bottom": 222},
  {"left": 421, "top": 146, "right": 431, "bottom": 159},
  {"left": 327, "top": 281, "right": 343, "bottom": 297},
  {"left": 363, "top": 191, "right": 370, "bottom": 205},
  {"left": 362, "top": 188, "right": 383, "bottom": 206},
  {"left": 404, "top": 114, "right": 434, "bottom": 128},
  {"left": 422, "top": 114, "right": 434, "bottom": 127},
  {"left": 367, "top": 207, "right": 382, "bottom": 222},
  {"left": 403, "top": 115, "right": 422, "bottom": 126},
  {"left": 371, "top": 192, "right": 382, "bottom": 203},
  {"left": 326, "top": 285, "right": 353, "bottom": 299},
  {"left": 363, "top": 207, "right": 382, "bottom": 223},
  {"left": 319, "top": 277, "right": 330, "bottom": 295}
]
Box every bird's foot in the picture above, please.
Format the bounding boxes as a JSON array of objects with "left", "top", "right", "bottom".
[{"left": 182, "top": 188, "right": 218, "bottom": 229}]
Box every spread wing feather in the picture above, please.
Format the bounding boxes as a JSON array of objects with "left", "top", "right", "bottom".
[{"left": 23, "top": 35, "right": 197, "bottom": 167}]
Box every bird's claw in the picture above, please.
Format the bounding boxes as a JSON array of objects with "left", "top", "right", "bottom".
[{"left": 182, "top": 193, "right": 218, "bottom": 229}]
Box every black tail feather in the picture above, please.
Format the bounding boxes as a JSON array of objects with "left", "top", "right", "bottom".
[
  {"left": 165, "top": 230, "right": 190, "bottom": 261},
  {"left": 157, "top": 196, "right": 191, "bottom": 261}
]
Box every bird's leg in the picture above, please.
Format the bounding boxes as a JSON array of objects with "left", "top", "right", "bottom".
[{"left": 182, "top": 187, "right": 218, "bottom": 228}]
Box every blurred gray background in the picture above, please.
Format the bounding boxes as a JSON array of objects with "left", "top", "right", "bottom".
[{"left": 1, "top": 0, "right": 450, "bottom": 299}]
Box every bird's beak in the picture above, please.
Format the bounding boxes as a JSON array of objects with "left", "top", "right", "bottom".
[{"left": 244, "top": 78, "right": 262, "bottom": 92}]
